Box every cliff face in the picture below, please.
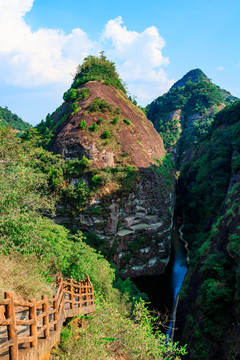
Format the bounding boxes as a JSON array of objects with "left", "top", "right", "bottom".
[
  {"left": 63, "top": 167, "right": 174, "bottom": 278},
  {"left": 50, "top": 81, "right": 165, "bottom": 168},
  {"left": 48, "top": 78, "right": 174, "bottom": 278}
]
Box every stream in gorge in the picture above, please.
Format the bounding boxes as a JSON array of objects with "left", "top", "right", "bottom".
[{"left": 133, "top": 217, "right": 188, "bottom": 337}]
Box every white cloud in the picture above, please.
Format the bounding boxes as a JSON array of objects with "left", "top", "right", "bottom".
[
  {"left": 102, "top": 16, "right": 174, "bottom": 104},
  {"left": 0, "top": 0, "right": 100, "bottom": 86},
  {"left": 0, "top": 3, "right": 173, "bottom": 106},
  {"left": 217, "top": 66, "right": 224, "bottom": 71}
]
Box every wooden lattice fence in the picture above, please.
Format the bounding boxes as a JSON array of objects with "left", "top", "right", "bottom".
[{"left": 0, "top": 274, "right": 95, "bottom": 360}]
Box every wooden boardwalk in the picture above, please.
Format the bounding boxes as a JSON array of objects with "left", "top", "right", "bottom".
[{"left": 0, "top": 275, "right": 95, "bottom": 360}]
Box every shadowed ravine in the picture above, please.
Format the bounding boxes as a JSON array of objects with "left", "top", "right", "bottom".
[{"left": 133, "top": 218, "right": 188, "bottom": 335}]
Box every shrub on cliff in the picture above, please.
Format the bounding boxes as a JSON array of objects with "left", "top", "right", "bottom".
[
  {"left": 88, "top": 97, "right": 114, "bottom": 113},
  {"left": 123, "top": 118, "right": 131, "bottom": 125},
  {"left": 111, "top": 116, "right": 118, "bottom": 125},
  {"left": 101, "top": 130, "right": 111, "bottom": 139},
  {"left": 78, "top": 119, "right": 87, "bottom": 129},
  {"left": 63, "top": 87, "right": 91, "bottom": 102}
]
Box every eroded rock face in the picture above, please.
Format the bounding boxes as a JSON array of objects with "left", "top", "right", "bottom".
[
  {"left": 51, "top": 81, "right": 174, "bottom": 278},
  {"left": 49, "top": 81, "right": 165, "bottom": 168},
  {"left": 55, "top": 168, "right": 174, "bottom": 278}
]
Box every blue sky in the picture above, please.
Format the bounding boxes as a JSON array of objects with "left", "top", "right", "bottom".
[{"left": 0, "top": 0, "right": 239, "bottom": 125}]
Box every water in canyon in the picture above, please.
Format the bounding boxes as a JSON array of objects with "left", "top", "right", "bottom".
[{"left": 133, "top": 219, "right": 188, "bottom": 337}]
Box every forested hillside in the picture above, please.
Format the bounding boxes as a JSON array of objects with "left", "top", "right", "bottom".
[
  {"left": 173, "top": 100, "right": 240, "bottom": 360},
  {"left": 146, "top": 69, "right": 238, "bottom": 151},
  {"left": 0, "top": 106, "right": 31, "bottom": 131}
]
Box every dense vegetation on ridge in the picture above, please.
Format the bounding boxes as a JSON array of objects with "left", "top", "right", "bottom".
[
  {"left": 146, "top": 69, "right": 238, "bottom": 150},
  {"left": 72, "top": 52, "right": 127, "bottom": 93},
  {"left": 0, "top": 105, "right": 31, "bottom": 131},
  {"left": 169, "top": 69, "right": 210, "bottom": 90}
]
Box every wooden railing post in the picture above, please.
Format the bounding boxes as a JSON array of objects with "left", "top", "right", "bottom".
[
  {"left": 5, "top": 292, "right": 18, "bottom": 360},
  {"left": 59, "top": 278, "right": 64, "bottom": 308},
  {"left": 70, "top": 277, "right": 74, "bottom": 309},
  {"left": 83, "top": 279, "right": 86, "bottom": 306},
  {"left": 53, "top": 295, "right": 59, "bottom": 331},
  {"left": 79, "top": 283, "right": 82, "bottom": 308},
  {"left": 87, "top": 275, "right": 90, "bottom": 307},
  {"left": 42, "top": 295, "right": 49, "bottom": 339},
  {"left": 29, "top": 299, "right": 37, "bottom": 348}
]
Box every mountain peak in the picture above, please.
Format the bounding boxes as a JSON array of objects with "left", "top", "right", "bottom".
[{"left": 170, "top": 68, "right": 209, "bottom": 90}]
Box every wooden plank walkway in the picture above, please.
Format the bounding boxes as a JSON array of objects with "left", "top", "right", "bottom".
[{"left": 0, "top": 275, "right": 95, "bottom": 360}]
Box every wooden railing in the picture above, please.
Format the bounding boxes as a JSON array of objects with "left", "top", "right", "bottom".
[{"left": 0, "top": 274, "right": 95, "bottom": 360}]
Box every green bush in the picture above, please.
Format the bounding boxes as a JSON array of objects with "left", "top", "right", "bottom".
[
  {"left": 71, "top": 54, "right": 127, "bottom": 94},
  {"left": 71, "top": 102, "right": 78, "bottom": 111},
  {"left": 97, "top": 118, "right": 104, "bottom": 125},
  {"left": 78, "top": 87, "right": 91, "bottom": 99},
  {"left": 91, "top": 174, "right": 102, "bottom": 186},
  {"left": 102, "top": 130, "right": 111, "bottom": 139},
  {"left": 79, "top": 155, "right": 89, "bottom": 168},
  {"left": 90, "top": 122, "right": 98, "bottom": 132},
  {"left": 123, "top": 118, "right": 131, "bottom": 125},
  {"left": 111, "top": 116, "right": 118, "bottom": 125},
  {"left": 78, "top": 120, "right": 87, "bottom": 130},
  {"left": 63, "top": 87, "right": 91, "bottom": 102},
  {"left": 63, "top": 88, "right": 78, "bottom": 102},
  {"left": 88, "top": 97, "right": 113, "bottom": 113}
]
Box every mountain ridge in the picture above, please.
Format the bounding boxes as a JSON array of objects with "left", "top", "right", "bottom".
[
  {"left": 170, "top": 68, "right": 210, "bottom": 90},
  {"left": 0, "top": 105, "right": 31, "bottom": 131}
]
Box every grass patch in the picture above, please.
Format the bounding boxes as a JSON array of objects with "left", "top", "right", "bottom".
[{"left": 0, "top": 253, "right": 53, "bottom": 300}]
